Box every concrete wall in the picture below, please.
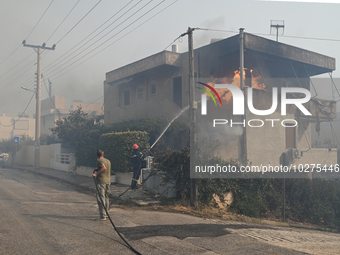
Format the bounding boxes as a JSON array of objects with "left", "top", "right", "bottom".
[
  {"left": 75, "top": 166, "right": 94, "bottom": 176},
  {"left": 116, "top": 172, "right": 134, "bottom": 186},
  {"left": 104, "top": 69, "right": 188, "bottom": 124},
  {"left": 6, "top": 144, "right": 77, "bottom": 172},
  {"left": 75, "top": 166, "right": 116, "bottom": 184},
  {"left": 142, "top": 169, "right": 176, "bottom": 198},
  {"left": 7, "top": 145, "right": 50, "bottom": 168}
]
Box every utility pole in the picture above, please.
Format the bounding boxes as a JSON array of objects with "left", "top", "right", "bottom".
[
  {"left": 239, "top": 28, "right": 247, "bottom": 165},
  {"left": 270, "top": 20, "right": 285, "bottom": 42},
  {"left": 187, "top": 27, "right": 198, "bottom": 207},
  {"left": 23, "top": 41, "right": 55, "bottom": 169},
  {"left": 48, "top": 79, "right": 52, "bottom": 98},
  {"left": 240, "top": 28, "right": 245, "bottom": 91}
]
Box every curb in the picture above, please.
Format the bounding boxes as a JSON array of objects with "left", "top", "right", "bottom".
[
  {"left": 13, "top": 166, "right": 159, "bottom": 206},
  {"left": 223, "top": 214, "right": 340, "bottom": 233},
  {"left": 10, "top": 166, "right": 339, "bottom": 233}
]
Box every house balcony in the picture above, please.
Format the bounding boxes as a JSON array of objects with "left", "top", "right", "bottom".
[{"left": 297, "top": 98, "right": 336, "bottom": 122}]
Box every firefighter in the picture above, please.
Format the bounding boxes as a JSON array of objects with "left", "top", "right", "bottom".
[{"left": 131, "top": 144, "right": 145, "bottom": 189}]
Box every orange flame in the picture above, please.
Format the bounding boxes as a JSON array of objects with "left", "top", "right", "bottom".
[{"left": 203, "top": 68, "right": 266, "bottom": 104}]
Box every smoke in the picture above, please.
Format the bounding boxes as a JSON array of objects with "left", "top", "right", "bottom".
[{"left": 194, "top": 16, "right": 227, "bottom": 48}]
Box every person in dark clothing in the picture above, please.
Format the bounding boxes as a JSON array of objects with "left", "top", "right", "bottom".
[{"left": 131, "top": 144, "right": 145, "bottom": 189}]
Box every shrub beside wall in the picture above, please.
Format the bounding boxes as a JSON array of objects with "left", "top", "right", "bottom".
[
  {"left": 155, "top": 147, "right": 340, "bottom": 229},
  {"left": 99, "top": 131, "right": 150, "bottom": 173}
]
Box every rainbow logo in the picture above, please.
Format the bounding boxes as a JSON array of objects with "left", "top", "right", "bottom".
[{"left": 196, "top": 82, "right": 223, "bottom": 106}]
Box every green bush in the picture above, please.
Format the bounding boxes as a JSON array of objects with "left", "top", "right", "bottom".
[
  {"left": 52, "top": 108, "right": 188, "bottom": 167},
  {"left": 154, "top": 147, "right": 340, "bottom": 228},
  {"left": 155, "top": 147, "right": 239, "bottom": 204},
  {"left": 102, "top": 117, "right": 188, "bottom": 150},
  {"left": 99, "top": 131, "right": 150, "bottom": 173}
]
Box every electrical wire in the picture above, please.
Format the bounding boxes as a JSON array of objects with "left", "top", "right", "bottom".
[
  {"left": 329, "top": 72, "right": 340, "bottom": 99},
  {"left": 52, "top": 1, "right": 179, "bottom": 113},
  {"left": 0, "top": 76, "right": 34, "bottom": 104},
  {"left": 0, "top": 88, "right": 34, "bottom": 110},
  {"left": 46, "top": 0, "right": 157, "bottom": 78},
  {"left": 0, "top": 77, "right": 35, "bottom": 109},
  {"left": 45, "top": 0, "right": 81, "bottom": 43},
  {"left": 55, "top": 0, "right": 103, "bottom": 45},
  {"left": 196, "top": 27, "right": 340, "bottom": 42},
  {"left": 0, "top": 52, "right": 35, "bottom": 81},
  {"left": 25, "top": 0, "right": 55, "bottom": 41},
  {"left": 42, "top": 74, "right": 55, "bottom": 106},
  {"left": 0, "top": 0, "right": 98, "bottom": 103},
  {"left": 41, "top": 74, "right": 62, "bottom": 118},
  {"left": 77, "top": 95, "right": 104, "bottom": 112},
  {"left": 1, "top": 0, "right": 100, "bottom": 101},
  {"left": 0, "top": 58, "right": 36, "bottom": 92},
  {"left": 50, "top": 0, "right": 177, "bottom": 81},
  {"left": 330, "top": 122, "right": 340, "bottom": 148},
  {"left": 0, "top": 93, "right": 35, "bottom": 127},
  {"left": 0, "top": 44, "right": 22, "bottom": 67},
  {"left": 42, "top": 0, "right": 139, "bottom": 73}
]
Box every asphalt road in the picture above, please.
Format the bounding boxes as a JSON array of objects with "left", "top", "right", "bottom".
[{"left": 0, "top": 167, "right": 339, "bottom": 255}]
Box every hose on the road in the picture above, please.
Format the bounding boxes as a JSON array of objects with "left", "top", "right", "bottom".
[
  {"left": 115, "top": 161, "right": 143, "bottom": 199},
  {"left": 116, "top": 185, "right": 131, "bottom": 199},
  {"left": 93, "top": 176, "right": 142, "bottom": 255}
]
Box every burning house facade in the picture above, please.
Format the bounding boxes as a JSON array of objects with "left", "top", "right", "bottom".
[{"left": 104, "top": 32, "right": 337, "bottom": 169}]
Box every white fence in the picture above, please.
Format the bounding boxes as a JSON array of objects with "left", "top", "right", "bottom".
[{"left": 54, "top": 153, "right": 75, "bottom": 172}]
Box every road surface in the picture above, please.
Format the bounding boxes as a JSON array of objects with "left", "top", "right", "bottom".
[{"left": 1, "top": 167, "right": 339, "bottom": 254}]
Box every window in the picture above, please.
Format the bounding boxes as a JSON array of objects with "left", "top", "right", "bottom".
[
  {"left": 285, "top": 124, "right": 296, "bottom": 148},
  {"left": 124, "top": 90, "right": 130, "bottom": 106},
  {"left": 173, "top": 76, "right": 182, "bottom": 108},
  {"left": 137, "top": 87, "right": 143, "bottom": 99},
  {"left": 150, "top": 83, "right": 157, "bottom": 95}
]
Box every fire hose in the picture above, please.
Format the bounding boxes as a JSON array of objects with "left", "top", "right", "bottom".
[
  {"left": 93, "top": 174, "right": 142, "bottom": 255},
  {"left": 115, "top": 154, "right": 161, "bottom": 199},
  {"left": 116, "top": 151, "right": 148, "bottom": 199}
]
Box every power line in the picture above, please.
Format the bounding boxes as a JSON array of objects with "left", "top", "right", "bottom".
[
  {"left": 100, "top": 13, "right": 180, "bottom": 112},
  {"left": 281, "top": 34, "right": 340, "bottom": 42},
  {"left": 43, "top": 0, "right": 139, "bottom": 73},
  {"left": 48, "top": 0, "right": 167, "bottom": 79},
  {"left": 0, "top": 93, "right": 35, "bottom": 127},
  {"left": 25, "top": 0, "right": 55, "bottom": 40},
  {"left": 45, "top": 0, "right": 81, "bottom": 43},
  {"left": 0, "top": 0, "right": 101, "bottom": 116},
  {"left": 0, "top": 82, "right": 34, "bottom": 109},
  {"left": 2, "top": 1, "right": 178, "bottom": 116},
  {"left": 0, "top": 61, "right": 36, "bottom": 95},
  {"left": 0, "top": 74, "right": 36, "bottom": 109},
  {"left": 0, "top": 44, "right": 22, "bottom": 67},
  {"left": 55, "top": 0, "right": 103, "bottom": 45},
  {"left": 55, "top": 0, "right": 178, "bottom": 82},
  {"left": 0, "top": 57, "right": 36, "bottom": 88},
  {"left": 196, "top": 27, "right": 340, "bottom": 42},
  {"left": 45, "top": 0, "right": 155, "bottom": 78},
  {"left": 0, "top": 52, "right": 35, "bottom": 81}
]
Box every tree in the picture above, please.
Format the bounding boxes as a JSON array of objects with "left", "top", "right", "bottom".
[{"left": 51, "top": 107, "right": 104, "bottom": 167}]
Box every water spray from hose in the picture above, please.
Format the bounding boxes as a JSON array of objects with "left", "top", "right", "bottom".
[
  {"left": 150, "top": 106, "right": 189, "bottom": 149},
  {"left": 115, "top": 106, "right": 189, "bottom": 200}
]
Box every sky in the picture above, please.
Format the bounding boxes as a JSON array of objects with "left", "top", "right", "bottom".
[{"left": 0, "top": 0, "right": 339, "bottom": 118}]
